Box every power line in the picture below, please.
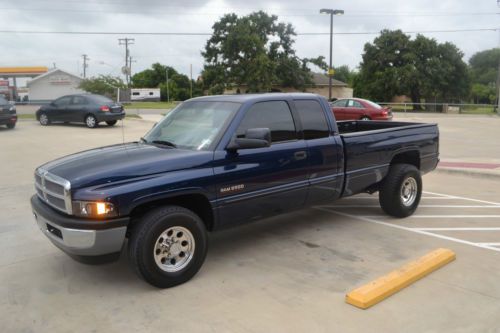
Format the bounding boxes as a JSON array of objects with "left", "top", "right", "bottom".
[
  {"left": 0, "top": 6, "right": 498, "bottom": 17},
  {"left": 0, "top": 28, "right": 497, "bottom": 36}
]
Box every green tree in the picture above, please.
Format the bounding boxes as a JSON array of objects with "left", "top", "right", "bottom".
[
  {"left": 79, "top": 75, "right": 126, "bottom": 99},
  {"left": 132, "top": 63, "right": 199, "bottom": 101},
  {"left": 202, "top": 11, "right": 323, "bottom": 94},
  {"left": 355, "top": 30, "right": 469, "bottom": 109},
  {"left": 469, "top": 48, "right": 500, "bottom": 104},
  {"left": 332, "top": 65, "right": 356, "bottom": 86}
]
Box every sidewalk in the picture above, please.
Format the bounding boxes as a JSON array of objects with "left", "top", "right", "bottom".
[
  {"left": 437, "top": 160, "right": 500, "bottom": 179},
  {"left": 137, "top": 114, "right": 164, "bottom": 123}
]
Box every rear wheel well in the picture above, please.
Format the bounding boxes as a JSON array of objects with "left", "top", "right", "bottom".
[
  {"left": 128, "top": 194, "right": 214, "bottom": 234},
  {"left": 390, "top": 151, "right": 420, "bottom": 169},
  {"left": 364, "top": 150, "right": 420, "bottom": 194}
]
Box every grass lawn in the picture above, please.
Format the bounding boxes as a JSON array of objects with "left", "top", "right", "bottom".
[
  {"left": 126, "top": 101, "right": 179, "bottom": 109},
  {"left": 460, "top": 106, "right": 497, "bottom": 114}
]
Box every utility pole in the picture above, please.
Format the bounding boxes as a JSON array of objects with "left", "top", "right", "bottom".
[
  {"left": 82, "top": 54, "right": 89, "bottom": 78},
  {"left": 118, "top": 38, "right": 134, "bottom": 87},
  {"left": 129, "top": 55, "right": 137, "bottom": 79}
]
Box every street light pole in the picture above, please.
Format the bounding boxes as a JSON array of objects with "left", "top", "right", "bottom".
[{"left": 320, "top": 8, "right": 344, "bottom": 101}]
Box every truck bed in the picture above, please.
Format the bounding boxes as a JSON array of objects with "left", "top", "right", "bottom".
[
  {"left": 337, "top": 120, "right": 439, "bottom": 196},
  {"left": 337, "top": 120, "right": 430, "bottom": 134}
]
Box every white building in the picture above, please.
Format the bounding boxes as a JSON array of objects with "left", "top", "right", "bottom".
[
  {"left": 131, "top": 88, "right": 161, "bottom": 101},
  {"left": 27, "top": 69, "right": 84, "bottom": 103}
]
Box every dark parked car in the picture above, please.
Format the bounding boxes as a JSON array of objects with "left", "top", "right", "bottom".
[
  {"left": 330, "top": 98, "right": 392, "bottom": 121},
  {"left": 36, "top": 94, "right": 125, "bottom": 128},
  {"left": 0, "top": 96, "right": 17, "bottom": 129}
]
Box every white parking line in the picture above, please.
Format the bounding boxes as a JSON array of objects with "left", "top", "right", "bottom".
[
  {"left": 326, "top": 205, "right": 500, "bottom": 208},
  {"left": 343, "top": 196, "right": 446, "bottom": 200},
  {"left": 315, "top": 207, "right": 500, "bottom": 252},
  {"left": 423, "top": 191, "right": 500, "bottom": 207},
  {"left": 477, "top": 242, "right": 500, "bottom": 246},
  {"left": 415, "top": 227, "right": 500, "bottom": 231},
  {"left": 359, "top": 215, "right": 500, "bottom": 219}
]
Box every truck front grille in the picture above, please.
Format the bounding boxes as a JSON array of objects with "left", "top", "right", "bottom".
[{"left": 34, "top": 168, "right": 72, "bottom": 215}]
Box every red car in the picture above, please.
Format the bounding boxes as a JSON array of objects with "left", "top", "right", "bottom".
[{"left": 330, "top": 98, "right": 392, "bottom": 121}]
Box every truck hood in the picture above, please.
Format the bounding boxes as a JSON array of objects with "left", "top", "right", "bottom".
[{"left": 40, "top": 142, "right": 213, "bottom": 189}]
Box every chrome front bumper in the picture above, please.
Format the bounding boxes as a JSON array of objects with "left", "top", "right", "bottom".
[{"left": 33, "top": 212, "right": 126, "bottom": 256}]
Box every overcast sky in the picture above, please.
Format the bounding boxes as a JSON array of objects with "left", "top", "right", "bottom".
[{"left": 0, "top": 0, "right": 499, "bottom": 86}]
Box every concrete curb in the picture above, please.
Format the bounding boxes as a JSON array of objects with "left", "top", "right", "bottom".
[{"left": 435, "top": 167, "right": 500, "bottom": 180}]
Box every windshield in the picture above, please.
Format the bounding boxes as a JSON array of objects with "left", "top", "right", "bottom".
[
  {"left": 0, "top": 96, "right": 7, "bottom": 105},
  {"left": 142, "top": 101, "right": 241, "bottom": 151}
]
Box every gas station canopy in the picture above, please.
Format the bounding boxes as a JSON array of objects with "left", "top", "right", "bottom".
[{"left": 0, "top": 67, "right": 48, "bottom": 78}]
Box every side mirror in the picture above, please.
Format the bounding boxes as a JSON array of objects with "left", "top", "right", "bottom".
[{"left": 227, "top": 128, "right": 271, "bottom": 151}]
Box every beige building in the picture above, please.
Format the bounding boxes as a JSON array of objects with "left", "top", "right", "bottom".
[{"left": 224, "top": 73, "right": 353, "bottom": 100}]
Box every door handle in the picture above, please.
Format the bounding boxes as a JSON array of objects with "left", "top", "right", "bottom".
[{"left": 294, "top": 151, "right": 307, "bottom": 160}]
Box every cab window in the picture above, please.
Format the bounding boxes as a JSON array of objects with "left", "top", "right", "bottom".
[
  {"left": 236, "top": 101, "right": 297, "bottom": 143},
  {"left": 294, "top": 100, "right": 330, "bottom": 140}
]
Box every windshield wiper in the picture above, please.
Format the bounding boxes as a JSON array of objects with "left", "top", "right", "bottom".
[
  {"left": 151, "top": 140, "right": 177, "bottom": 148},
  {"left": 140, "top": 137, "right": 148, "bottom": 143}
]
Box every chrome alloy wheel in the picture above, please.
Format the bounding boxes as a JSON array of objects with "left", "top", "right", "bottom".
[
  {"left": 39, "top": 113, "right": 49, "bottom": 125},
  {"left": 86, "top": 115, "right": 96, "bottom": 128},
  {"left": 154, "top": 226, "right": 195, "bottom": 272},
  {"left": 400, "top": 177, "right": 418, "bottom": 207}
]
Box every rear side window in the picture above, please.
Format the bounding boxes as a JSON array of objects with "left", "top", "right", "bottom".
[
  {"left": 332, "top": 99, "right": 347, "bottom": 107},
  {"left": 53, "top": 96, "right": 71, "bottom": 106},
  {"left": 347, "top": 99, "right": 363, "bottom": 108},
  {"left": 294, "top": 100, "right": 330, "bottom": 140},
  {"left": 72, "top": 96, "right": 87, "bottom": 105},
  {"left": 236, "top": 101, "right": 297, "bottom": 143}
]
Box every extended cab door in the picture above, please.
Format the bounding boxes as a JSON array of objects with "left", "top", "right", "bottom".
[
  {"left": 293, "top": 99, "right": 343, "bottom": 204},
  {"left": 213, "top": 100, "right": 309, "bottom": 228}
]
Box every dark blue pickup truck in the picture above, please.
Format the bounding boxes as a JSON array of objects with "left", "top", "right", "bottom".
[{"left": 31, "top": 93, "right": 439, "bottom": 288}]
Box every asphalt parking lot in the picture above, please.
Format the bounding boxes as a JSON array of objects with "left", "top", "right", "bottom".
[{"left": 1, "top": 117, "right": 500, "bottom": 332}]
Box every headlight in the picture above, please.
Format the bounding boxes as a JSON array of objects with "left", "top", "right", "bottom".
[
  {"left": 9, "top": 106, "right": 15, "bottom": 112},
  {"left": 72, "top": 201, "right": 117, "bottom": 218}
]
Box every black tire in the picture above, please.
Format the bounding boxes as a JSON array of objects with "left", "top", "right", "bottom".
[
  {"left": 85, "top": 114, "right": 98, "bottom": 128},
  {"left": 6, "top": 123, "right": 15, "bottom": 129},
  {"left": 128, "top": 205, "right": 208, "bottom": 288},
  {"left": 39, "top": 112, "right": 50, "bottom": 126},
  {"left": 379, "top": 163, "right": 422, "bottom": 218},
  {"left": 106, "top": 120, "right": 117, "bottom": 126},
  {"left": 360, "top": 116, "right": 371, "bottom": 121}
]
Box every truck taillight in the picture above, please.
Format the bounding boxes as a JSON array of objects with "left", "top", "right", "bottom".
[{"left": 100, "top": 106, "right": 110, "bottom": 112}]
